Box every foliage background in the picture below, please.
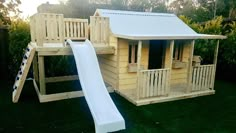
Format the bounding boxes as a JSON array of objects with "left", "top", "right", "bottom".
[{"left": 8, "top": 20, "right": 30, "bottom": 80}]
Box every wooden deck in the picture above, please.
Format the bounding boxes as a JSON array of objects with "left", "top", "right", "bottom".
[
  {"left": 116, "top": 64, "right": 217, "bottom": 106},
  {"left": 116, "top": 84, "right": 215, "bottom": 106},
  {"left": 31, "top": 42, "right": 115, "bottom": 55}
]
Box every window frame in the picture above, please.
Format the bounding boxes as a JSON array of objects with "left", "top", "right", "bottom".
[
  {"left": 128, "top": 42, "right": 138, "bottom": 64},
  {"left": 173, "top": 43, "right": 184, "bottom": 61}
]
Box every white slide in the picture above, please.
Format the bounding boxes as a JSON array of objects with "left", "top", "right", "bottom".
[{"left": 67, "top": 39, "right": 125, "bottom": 133}]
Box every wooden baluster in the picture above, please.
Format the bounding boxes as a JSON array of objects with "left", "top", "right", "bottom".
[
  {"left": 200, "top": 66, "right": 204, "bottom": 91},
  {"left": 192, "top": 67, "right": 196, "bottom": 91},
  {"left": 73, "top": 21, "right": 77, "bottom": 38},
  {"left": 162, "top": 70, "right": 166, "bottom": 95},
  {"left": 154, "top": 70, "right": 158, "bottom": 96},
  {"left": 66, "top": 21, "right": 69, "bottom": 38},
  {"left": 165, "top": 69, "right": 169, "bottom": 95},
  {"left": 202, "top": 66, "right": 206, "bottom": 90},
  {"left": 146, "top": 71, "right": 150, "bottom": 97},
  {"left": 142, "top": 72, "right": 146, "bottom": 98},
  {"left": 85, "top": 21, "right": 88, "bottom": 38},
  {"left": 150, "top": 71, "right": 154, "bottom": 97},
  {"left": 139, "top": 72, "right": 143, "bottom": 98},
  {"left": 158, "top": 70, "right": 161, "bottom": 96}
]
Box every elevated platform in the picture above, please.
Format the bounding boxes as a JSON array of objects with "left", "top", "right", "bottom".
[
  {"left": 31, "top": 42, "right": 115, "bottom": 56},
  {"left": 13, "top": 42, "right": 115, "bottom": 103},
  {"left": 30, "top": 41, "right": 115, "bottom": 103}
]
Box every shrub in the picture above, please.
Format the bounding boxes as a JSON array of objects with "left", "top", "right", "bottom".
[
  {"left": 194, "top": 16, "right": 223, "bottom": 64},
  {"left": 44, "top": 56, "right": 77, "bottom": 77},
  {"left": 180, "top": 15, "right": 236, "bottom": 81},
  {"left": 8, "top": 20, "right": 30, "bottom": 81}
]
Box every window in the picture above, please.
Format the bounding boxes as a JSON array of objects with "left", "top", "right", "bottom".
[
  {"left": 172, "top": 42, "right": 186, "bottom": 68},
  {"left": 128, "top": 42, "right": 138, "bottom": 72},
  {"left": 173, "top": 43, "right": 183, "bottom": 61},
  {"left": 128, "top": 43, "right": 138, "bottom": 64}
]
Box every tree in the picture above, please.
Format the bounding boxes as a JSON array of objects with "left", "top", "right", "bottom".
[
  {"left": 111, "top": 0, "right": 128, "bottom": 10},
  {"left": 151, "top": 0, "right": 169, "bottom": 12},
  {"left": 215, "top": 0, "right": 236, "bottom": 18},
  {"left": 0, "top": 0, "right": 21, "bottom": 25},
  {"left": 169, "top": 0, "right": 214, "bottom": 22}
]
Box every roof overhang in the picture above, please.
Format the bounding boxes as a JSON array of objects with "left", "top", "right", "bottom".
[
  {"left": 113, "top": 33, "right": 227, "bottom": 40},
  {"left": 95, "top": 9, "right": 227, "bottom": 41}
]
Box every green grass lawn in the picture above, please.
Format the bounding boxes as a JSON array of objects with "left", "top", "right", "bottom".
[{"left": 1, "top": 80, "right": 236, "bottom": 133}]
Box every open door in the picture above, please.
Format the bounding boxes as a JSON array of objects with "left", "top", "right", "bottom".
[{"left": 148, "top": 40, "right": 165, "bottom": 69}]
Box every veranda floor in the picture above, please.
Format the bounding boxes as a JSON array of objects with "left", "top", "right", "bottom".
[{"left": 116, "top": 84, "right": 214, "bottom": 106}]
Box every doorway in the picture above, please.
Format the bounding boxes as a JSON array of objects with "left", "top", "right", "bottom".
[{"left": 148, "top": 40, "right": 165, "bottom": 69}]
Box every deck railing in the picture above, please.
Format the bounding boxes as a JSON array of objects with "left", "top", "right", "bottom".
[
  {"left": 64, "top": 18, "right": 88, "bottom": 40},
  {"left": 30, "top": 13, "right": 89, "bottom": 46},
  {"left": 138, "top": 68, "right": 170, "bottom": 99},
  {"left": 30, "top": 13, "right": 64, "bottom": 45},
  {"left": 192, "top": 64, "right": 215, "bottom": 91},
  {"left": 90, "top": 16, "right": 110, "bottom": 45}
]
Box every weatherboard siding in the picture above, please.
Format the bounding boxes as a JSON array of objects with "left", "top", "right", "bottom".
[
  {"left": 170, "top": 42, "right": 191, "bottom": 85},
  {"left": 98, "top": 35, "right": 118, "bottom": 89},
  {"left": 117, "top": 39, "right": 149, "bottom": 90}
]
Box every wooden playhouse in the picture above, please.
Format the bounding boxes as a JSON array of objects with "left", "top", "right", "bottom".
[{"left": 13, "top": 9, "right": 226, "bottom": 106}]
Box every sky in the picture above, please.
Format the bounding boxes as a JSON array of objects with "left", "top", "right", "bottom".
[
  {"left": 19, "top": 0, "right": 62, "bottom": 19},
  {"left": 18, "top": 0, "right": 173, "bottom": 19}
]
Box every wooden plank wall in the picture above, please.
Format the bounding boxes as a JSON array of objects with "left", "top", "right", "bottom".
[
  {"left": 117, "top": 39, "right": 149, "bottom": 90},
  {"left": 97, "top": 35, "right": 118, "bottom": 89},
  {"left": 165, "top": 41, "right": 191, "bottom": 85}
]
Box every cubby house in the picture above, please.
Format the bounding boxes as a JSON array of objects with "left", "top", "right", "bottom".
[
  {"left": 94, "top": 9, "right": 226, "bottom": 105},
  {"left": 13, "top": 9, "right": 226, "bottom": 106}
]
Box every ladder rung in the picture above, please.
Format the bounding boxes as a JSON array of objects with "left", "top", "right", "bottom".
[
  {"left": 23, "top": 55, "right": 28, "bottom": 59},
  {"left": 13, "top": 85, "right": 17, "bottom": 90},
  {"left": 19, "top": 71, "right": 22, "bottom": 75},
  {"left": 15, "top": 76, "right": 20, "bottom": 81},
  {"left": 26, "top": 47, "right": 30, "bottom": 52},
  {"left": 13, "top": 44, "right": 36, "bottom": 102}
]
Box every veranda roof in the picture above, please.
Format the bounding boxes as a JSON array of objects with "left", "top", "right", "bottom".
[{"left": 95, "top": 9, "right": 226, "bottom": 40}]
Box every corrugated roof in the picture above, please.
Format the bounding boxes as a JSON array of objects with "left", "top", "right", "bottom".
[{"left": 95, "top": 9, "right": 226, "bottom": 40}]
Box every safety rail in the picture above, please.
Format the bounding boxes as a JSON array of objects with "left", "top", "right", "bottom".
[
  {"left": 30, "top": 13, "right": 89, "bottom": 46},
  {"left": 192, "top": 64, "right": 215, "bottom": 91},
  {"left": 138, "top": 68, "right": 170, "bottom": 99},
  {"left": 90, "top": 16, "right": 110, "bottom": 45},
  {"left": 64, "top": 18, "right": 88, "bottom": 40}
]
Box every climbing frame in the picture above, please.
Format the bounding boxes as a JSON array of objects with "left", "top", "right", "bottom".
[{"left": 12, "top": 44, "right": 36, "bottom": 103}]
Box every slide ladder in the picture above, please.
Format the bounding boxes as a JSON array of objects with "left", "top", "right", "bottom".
[
  {"left": 68, "top": 39, "right": 125, "bottom": 133},
  {"left": 12, "top": 44, "right": 36, "bottom": 103}
]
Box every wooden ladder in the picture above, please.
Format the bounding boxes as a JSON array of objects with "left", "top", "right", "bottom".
[{"left": 12, "top": 44, "right": 36, "bottom": 103}]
